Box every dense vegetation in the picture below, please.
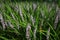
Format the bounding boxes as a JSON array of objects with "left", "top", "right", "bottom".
[{"left": 0, "top": 0, "right": 60, "bottom": 40}]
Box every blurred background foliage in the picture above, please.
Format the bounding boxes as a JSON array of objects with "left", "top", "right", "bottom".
[{"left": 0, "top": 0, "right": 60, "bottom": 40}]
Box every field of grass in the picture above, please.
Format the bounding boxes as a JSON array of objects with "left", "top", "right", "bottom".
[{"left": 0, "top": 0, "right": 60, "bottom": 40}]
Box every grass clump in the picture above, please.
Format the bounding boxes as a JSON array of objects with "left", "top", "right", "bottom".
[{"left": 0, "top": 1, "right": 60, "bottom": 40}]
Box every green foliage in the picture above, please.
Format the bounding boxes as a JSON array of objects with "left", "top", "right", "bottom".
[{"left": 0, "top": 1, "right": 60, "bottom": 40}]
